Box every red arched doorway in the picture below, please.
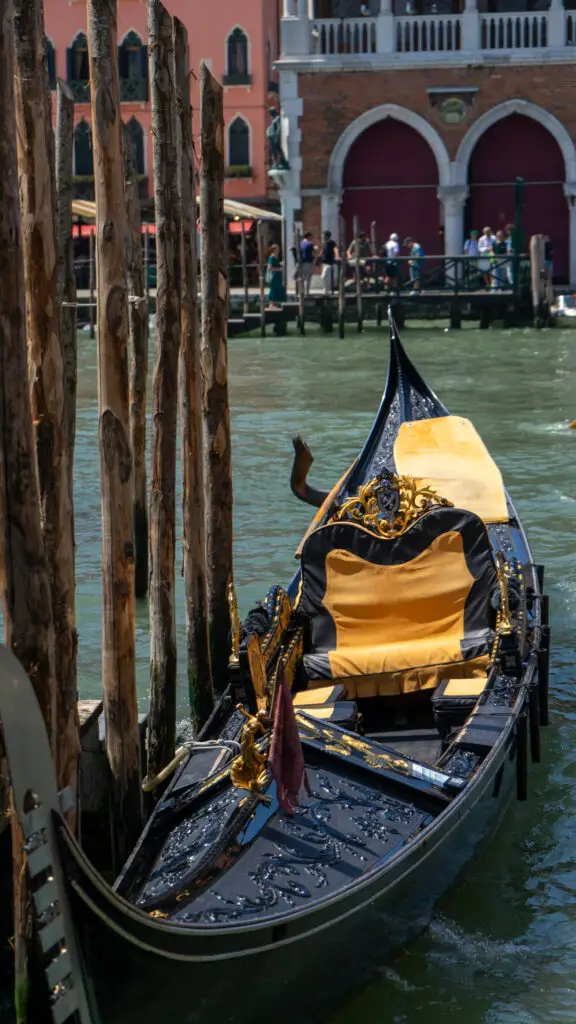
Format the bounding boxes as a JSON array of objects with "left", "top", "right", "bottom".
[
  {"left": 341, "top": 119, "right": 441, "bottom": 257},
  {"left": 467, "top": 114, "right": 568, "bottom": 280}
]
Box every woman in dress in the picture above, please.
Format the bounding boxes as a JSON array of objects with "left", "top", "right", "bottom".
[{"left": 267, "top": 244, "right": 286, "bottom": 309}]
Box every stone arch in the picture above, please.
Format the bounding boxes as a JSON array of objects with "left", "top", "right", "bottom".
[
  {"left": 454, "top": 99, "right": 576, "bottom": 186},
  {"left": 327, "top": 103, "right": 452, "bottom": 194}
]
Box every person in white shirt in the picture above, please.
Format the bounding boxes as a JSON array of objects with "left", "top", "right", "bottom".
[
  {"left": 478, "top": 226, "right": 494, "bottom": 290},
  {"left": 463, "top": 229, "right": 479, "bottom": 287},
  {"left": 383, "top": 232, "right": 400, "bottom": 291}
]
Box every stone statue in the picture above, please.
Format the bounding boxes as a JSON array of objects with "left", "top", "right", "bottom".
[{"left": 266, "top": 108, "right": 290, "bottom": 170}]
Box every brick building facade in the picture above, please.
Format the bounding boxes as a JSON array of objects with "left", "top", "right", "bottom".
[{"left": 277, "top": 3, "right": 576, "bottom": 282}]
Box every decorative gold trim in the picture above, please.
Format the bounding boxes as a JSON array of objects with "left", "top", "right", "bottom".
[
  {"left": 494, "top": 552, "right": 514, "bottom": 635},
  {"left": 330, "top": 473, "right": 453, "bottom": 539},
  {"left": 230, "top": 706, "right": 270, "bottom": 798},
  {"left": 228, "top": 579, "right": 241, "bottom": 667}
]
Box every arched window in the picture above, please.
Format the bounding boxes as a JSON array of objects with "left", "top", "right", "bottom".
[
  {"left": 225, "top": 28, "right": 250, "bottom": 85},
  {"left": 74, "top": 119, "right": 93, "bottom": 177},
  {"left": 227, "top": 117, "right": 251, "bottom": 174},
  {"left": 118, "top": 30, "right": 148, "bottom": 102},
  {"left": 45, "top": 37, "right": 56, "bottom": 91},
  {"left": 67, "top": 33, "right": 90, "bottom": 102},
  {"left": 126, "top": 117, "right": 145, "bottom": 176}
]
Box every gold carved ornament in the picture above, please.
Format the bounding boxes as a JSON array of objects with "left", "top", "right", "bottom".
[
  {"left": 229, "top": 705, "right": 272, "bottom": 804},
  {"left": 330, "top": 473, "right": 453, "bottom": 539},
  {"left": 489, "top": 552, "right": 525, "bottom": 663}
]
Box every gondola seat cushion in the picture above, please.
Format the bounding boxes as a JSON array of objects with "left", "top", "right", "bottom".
[
  {"left": 431, "top": 676, "right": 489, "bottom": 738},
  {"left": 394, "top": 416, "right": 508, "bottom": 524},
  {"left": 299, "top": 507, "right": 496, "bottom": 699}
]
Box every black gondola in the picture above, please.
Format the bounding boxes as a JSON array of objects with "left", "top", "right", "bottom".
[{"left": 0, "top": 317, "right": 550, "bottom": 1024}]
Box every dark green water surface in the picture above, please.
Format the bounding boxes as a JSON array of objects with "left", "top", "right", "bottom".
[{"left": 72, "top": 323, "right": 576, "bottom": 1022}]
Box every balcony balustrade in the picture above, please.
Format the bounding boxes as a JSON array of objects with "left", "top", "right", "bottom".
[{"left": 282, "top": 2, "right": 570, "bottom": 61}]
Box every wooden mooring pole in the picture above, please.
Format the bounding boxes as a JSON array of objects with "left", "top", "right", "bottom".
[
  {"left": 295, "top": 227, "right": 305, "bottom": 335},
  {"left": 56, "top": 79, "right": 77, "bottom": 485},
  {"left": 200, "top": 62, "right": 234, "bottom": 689},
  {"left": 241, "top": 222, "right": 249, "bottom": 314},
  {"left": 146, "top": 0, "right": 180, "bottom": 779},
  {"left": 89, "top": 228, "right": 96, "bottom": 338},
  {"left": 257, "top": 221, "right": 266, "bottom": 337},
  {"left": 353, "top": 215, "right": 363, "bottom": 333},
  {"left": 0, "top": 4, "right": 58, "bottom": 1014},
  {"left": 338, "top": 216, "right": 346, "bottom": 339},
  {"left": 123, "top": 128, "right": 149, "bottom": 600},
  {"left": 87, "top": 0, "right": 142, "bottom": 860},
  {"left": 174, "top": 17, "right": 213, "bottom": 729},
  {"left": 13, "top": 0, "right": 79, "bottom": 813}
]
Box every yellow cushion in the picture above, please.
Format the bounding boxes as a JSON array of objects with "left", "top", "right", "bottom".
[
  {"left": 293, "top": 684, "right": 346, "bottom": 706},
  {"left": 442, "top": 677, "right": 488, "bottom": 698},
  {"left": 394, "top": 416, "right": 508, "bottom": 524},
  {"left": 300, "top": 704, "right": 354, "bottom": 722},
  {"left": 323, "top": 531, "right": 473, "bottom": 684},
  {"left": 308, "top": 655, "right": 490, "bottom": 699}
]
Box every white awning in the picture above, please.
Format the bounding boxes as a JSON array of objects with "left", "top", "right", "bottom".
[{"left": 72, "top": 197, "right": 282, "bottom": 222}]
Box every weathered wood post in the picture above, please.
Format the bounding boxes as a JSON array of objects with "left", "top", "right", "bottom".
[
  {"left": 146, "top": 0, "right": 181, "bottom": 778},
  {"left": 56, "top": 79, "right": 77, "bottom": 483},
  {"left": 200, "top": 63, "right": 234, "bottom": 689},
  {"left": 13, "top": 0, "right": 79, "bottom": 810},
  {"left": 89, "top": 227, "right": 96, "bottom": 338},
  {"left": 0, "top": 2, "right": 57, "bottom": 1013},
  {"left": 295, "top": 227, "right": 306, "bottom": 335},
  {"left": 257, "top": 220, "right": 266, "bottom": 337},
  {"left": 144, "top": 223, "right": 151, "bottom": 311},
  {"left": 174, "top": 18, "right": 213, "bottom": 729},
  {"left": 353, "top": 215, "right": 363, "bottom": 333},
  {"left": 87, "top": 0, "right": 142, "bottom": 858},
  {"left": 123, "top": 128, "right": 149, "bottom": 600},
  {"left": 338, "top": 216, "right": 346, "bottom": 339},
  {"left": 241, "top": 222, "right": 249, "bottom": 314}
]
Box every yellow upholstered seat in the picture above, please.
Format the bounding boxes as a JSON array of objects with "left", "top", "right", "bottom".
[
  {"left": 394, "top": 415, "right": 508, "bottom": 524},
  {"left": 441, "top": 678, "right": 488, "bottom": 698},
  {"left": 299, "top": 506, "right": 496, "bottom": 699},
  {"left": 293, "top": 684, "right": 346, "bottom": 707}
]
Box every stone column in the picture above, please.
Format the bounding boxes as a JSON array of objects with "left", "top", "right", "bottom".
[
  {"left": 377, "top": 0, "right": 395, "bottom": 53},
  {"left": 437, "top": 185, "right": 468, "bottom": 267},
  {"left": 321, "top": 192, "right": 341, "bottom": 241},
  {"left": 548, "top": 0, "right": 565, "bottom": 49},
  {"left": 281, "top": 0, "right": 311, "bottom": 55},
  {"left": 462, "top": 0, "right": 481, "bottom": 52},
  {"left": 564, "top": 183, "right": 576, "bottom": 284}
]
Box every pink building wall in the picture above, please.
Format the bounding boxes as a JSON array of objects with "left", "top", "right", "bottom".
[{"left": 44, "top": 0, "right": 281, "bottom": 205}]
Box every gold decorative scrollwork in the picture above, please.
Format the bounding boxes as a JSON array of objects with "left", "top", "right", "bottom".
[
  {"left": 230, "top": 706, "right": 270, "bottom": 798},
  {"left": 494, "top": 552, "right": 514, "bottom": 636},
  {"left": 330, "top": 473, "right": 453, "bottom": 539}
]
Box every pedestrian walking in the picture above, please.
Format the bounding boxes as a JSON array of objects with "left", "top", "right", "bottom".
[
  {"left": 491, "top": 230, "right": 507, "bottom": 291},
  {"left": 478, "top": 226, "right": 494, "bottom": 290},
  {"left": 299, "top": 231, "right": 317, "bottom": 295},
  {"left": 383, "top": 232, "right": 400, "bottom": 291},
  {"left": 321, "top": 230, "right": 339, "bottom": 295},
  {"left": 266, "top": 244, "right": 286, "bottom": 309},
  {"left": 407, "top": 236, "right": 424, "bottom": 294},
  {"left": 463, "top": 229, "right": 479, "bottom": 287}
]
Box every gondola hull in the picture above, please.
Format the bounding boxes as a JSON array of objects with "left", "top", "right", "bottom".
[
  {"left": 0, "top": 316, "right": 547, "bottom": 1024},
  {"left": 58, "top": 717, "right": 520, "bottom": 1024}
]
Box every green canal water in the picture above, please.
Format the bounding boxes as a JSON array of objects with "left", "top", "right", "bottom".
[{"left": 30, "top": 323, "right": 576, "bottom": 1020}]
